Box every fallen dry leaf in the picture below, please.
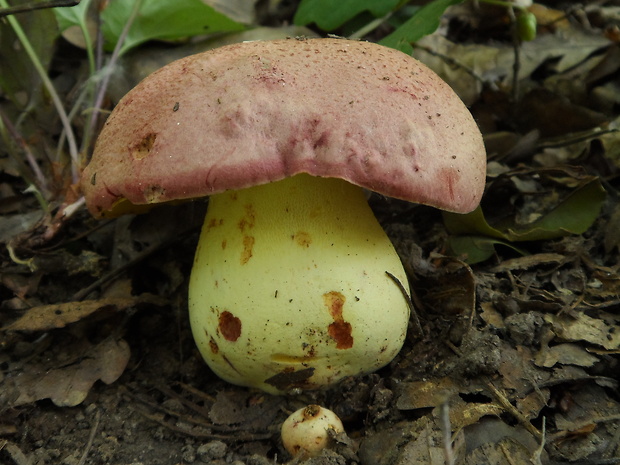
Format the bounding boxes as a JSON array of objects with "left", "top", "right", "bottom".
[
  {"left": 441, "top": 398, "right": 504, "bottom": 432},
  {"left": 490, "top": 252, "right": 566, "bottom": 272},
  {"left": 535, "top": 342, "right": 600, "bottom": 368},
  {"left": 544, "top": 311, "right": 620, "bottom": 350},
  {"left": 396, "top": 377, "right": 504, "bottom": 431},
  {"left": 398, "top": 417, "right": 463, "bottom": 465},
  {"left": 11, "top": 337, "right": 130, "bottom": 407},
  {"left": 396, "top": 377, "right": 462, "bottom": 411},
  {"left": 516, "top": 388, "right": 550, "bottom": 422},
  {"left": 413, "top": 28, "right": 610, "bottom": 105},
  {"left": 2, "top": 293, "right": 167, "bottom": 331},
  {"left": 549, "top": 384, "right": 620, "bottom": 460}
]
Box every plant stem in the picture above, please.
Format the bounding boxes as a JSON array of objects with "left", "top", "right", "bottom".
[
  {"left": 0, "top": 0, "right": 80, "bottom": 183},
  {"left": 349, "top": 12, "right": 393, "bottom": 40},
  {"left": 85, "top": 0, "right": 143, "bottom": 164},
  {"left": 0, "top": 107, "right": 50, "bottom": 205},
  {"left": 479, "top": 0, "right": 526, "bottom": 10}
]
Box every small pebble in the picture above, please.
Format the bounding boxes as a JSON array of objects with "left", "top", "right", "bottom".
[{"left": 197, "top": 440, "right": 227, "bottom": 459}]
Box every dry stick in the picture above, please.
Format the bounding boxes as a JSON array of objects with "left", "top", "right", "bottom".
[
  {"left": 508, "top": 7, "right": 521, "bottom": 103},
  {"left": 0, "top": 0, "right": 77, "bottom": 18},
  {"left": 72, "top": 239, "right": 165, "bottom": 301},
  {"left": 499, "top": 441, "right": 520, "bottom": 465},
  {"left": 77, "top": 409, "right": 101, "bottom": 465},
  {"left": 122, "top": 387, "right": 272, "bottom": 440},
  {"left": 0, "top": 108, "right": 49, "bottom": 195},
  {"left": 385, "top": 271, "right": 424, "bottom": 338},
  {"left": 459, "top": 259, "right": 478, "bottom": 331},
  {"left": 549, "top": 414, "right": 620, "bottom": 441},
  {"left": 0, "top": 440, "right": 30, "bottom": 465},
  {"left": 126, "top": 389, "right": 227, "bottom": 431},
  {"left": 532, "top": 417, "right": 546, "bottom": 465},
  {"left": 439, "top": 398, "right": 455, "bottom": 465},
  {"left": 156, "top": 385, "right": 213, "bottom": 422},
  {"left": 177, "top": 382, "right": 217, "bottom": 404},
  {"left": 73, "top": 214, "right": 198, "bottom": 301},
  {"left": 134, "top": 407, "right": 272, "bottom": 441},
  {"left": 486, "top": 380, "right": 543, "bottom": 443},
  {"left": 412, "top": 43, "right": 485, "bottom": 87}
]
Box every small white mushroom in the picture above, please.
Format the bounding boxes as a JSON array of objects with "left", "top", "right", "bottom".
[{"left": 281, "top": 405, "right": 344, "bottom": 458}]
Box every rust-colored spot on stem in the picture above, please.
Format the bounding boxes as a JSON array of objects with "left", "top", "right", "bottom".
[
  {"left": 328, "top": 321, "right": 353, "bottom": 349},
  {"left": 218, "top": 311, "right": 242, "bottom": 341},
  {"left": 209, "top": 337, "right": 219, "bottom": 353},
  {"left": 323, "top": 291, "right": 345, "bottom": 319},
  {"left": 241, "top": 235, "right": 255, "bottom": 264},
  {"left": 205, "top": 218, "right": 224, "bottom": 231},
  {"left": 323, "top": 291, "right": 353, "bottom": 349},
  {"left": 238, "top": 204, "right": 256, "bottom": 232},
  {"left": 293, "top": 231, "right": 312, "bottom": 247}
]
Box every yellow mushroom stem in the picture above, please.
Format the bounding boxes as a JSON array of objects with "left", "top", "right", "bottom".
[{"left": 188, "top": 173, "right": 410, "bottom": 394}]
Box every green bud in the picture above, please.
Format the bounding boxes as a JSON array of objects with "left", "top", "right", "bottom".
[{"left": 517, "top": 10, "right": 537, "bottom": 41}]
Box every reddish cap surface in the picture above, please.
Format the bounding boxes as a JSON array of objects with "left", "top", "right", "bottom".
[{"left": 82, "top": 38, "right": 486, "bottom": 217}]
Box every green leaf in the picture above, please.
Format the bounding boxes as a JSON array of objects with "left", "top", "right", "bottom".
[
  {"left": 293, "top": 0, "right": 401, "bottom": 31},
  {"left": 379, "top": 0, "right": 463, "bottom": 54},
  {"left": 54, "top": 0, "right": 98, "bottom": 73},
  {"left": 506, "top": 177, "right": 607, "bottom": 241},
  {"left": 443, "top": 178, "right": 607, "bottom": 264},
  {"left": 100, "top": 0, "right": 245, "bottom": 55},
  {"left": 447, "top": 236, "right": 528, "bottom": 264},
  {"left": 54, "top": 0, "right": 90, "bottom": 31},
  {"left": 443, "top": 205, "right": 506, "bottom": 240}
]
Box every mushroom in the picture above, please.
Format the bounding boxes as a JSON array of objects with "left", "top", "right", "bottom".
[
  {"left": 82, "top": 38, "right": 486, "bottom": 394},
  {"left": 281, "top": 404, "right": 345, "bottom": 458}
]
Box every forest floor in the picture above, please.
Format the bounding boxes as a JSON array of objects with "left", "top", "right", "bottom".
[{"left": 1, "top": 1, "right": 619, "bottom": 464}]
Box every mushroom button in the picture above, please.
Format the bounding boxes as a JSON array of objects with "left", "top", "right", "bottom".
[
  {"left": 281, "top": 405, "right": 345, "bottom": 458},
  {"left": 81, "top": 38, "right": 486, "bottom": 394}
]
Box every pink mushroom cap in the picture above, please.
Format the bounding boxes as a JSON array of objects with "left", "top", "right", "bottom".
[{"left": 82, "top": 38, "right": 486, "bottom": 218}]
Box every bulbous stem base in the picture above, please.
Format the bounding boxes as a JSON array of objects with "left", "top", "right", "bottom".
[{"left": 188, "top": 174, "right": 410, "bottom": 394}]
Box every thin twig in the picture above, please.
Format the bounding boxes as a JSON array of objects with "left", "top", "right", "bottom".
[
  {"left": 72, "top": 239, "right": 163, "bottom": 301},
  {"left": 532, "top": 417, "right": 545, "bottom": 465},
  {"left": 412, "top": 43, "right": 485, "bottom": 86},
  {"left": 0, "top": 107, "right": 49, "bottom": 197},
  {"left": 133, "top": 406, "right": 272, "bottom": 441},
  {"left": 439, "top": 398, "right": 455, "bottom": 465},
  {"left": 386, "top": 271, "right": 424, "bottom": 338},
  {"left": 499, "top": 441, "right": 520, "bottom": 465},
  {"left": 77, "top": 409, "right": 101, "bottom": 465},
  {"left": 486, "top": 380, "right": 543, "bottom": 442},
  {"left": 348, "top": 12, "right": 393, "bottom": 40},
  {"left": 122, "top": 387, "right": 273, "bottom": 441},
  {"left": 74, "top": 0, "right": 99, "bottom": 155},
  {"left": 537, "top": 128, "right": 619, "bottom": 150},
  {"left": 508, "top": 6, "right": 521, "bottom": 102},
  {"left": 0, "top": 0, "right": 77, "bottom": 18},
  {"left": 72, "top": 224, "right": 197, "bottom": 300}
]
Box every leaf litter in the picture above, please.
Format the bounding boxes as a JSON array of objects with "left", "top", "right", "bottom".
[{"left": 1, "top": 1, "right": 620, "bottom": 464}]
